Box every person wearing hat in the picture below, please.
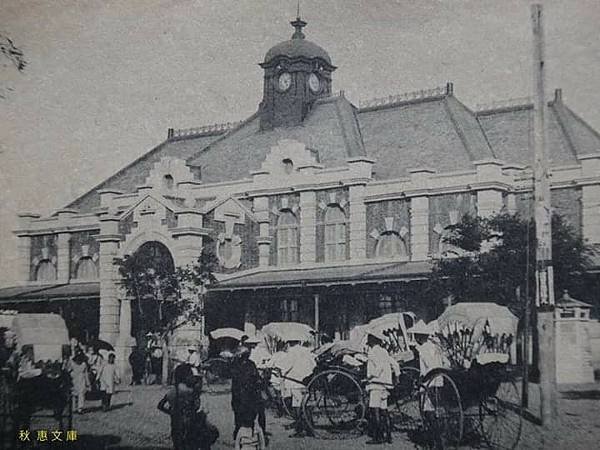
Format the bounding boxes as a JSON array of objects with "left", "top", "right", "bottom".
[
  {"left": 280, "top": 336, "right": 316, "bottom": 437},
  {"left": 230, "top": 345, "right": 261, "bottom": 442},
  {"left": 409, "top": 320, "right": 445, "bottom": 379},
  {"left": 243, "top": 336, "right": 270, "bottom": 442},
  {"left": 365, "top": 329, "right": 395, "bottom": 444}
]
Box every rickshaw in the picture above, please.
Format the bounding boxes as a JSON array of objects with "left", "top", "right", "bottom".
[
  {"left": 300, "top": 312, "right": 420, "bottom": 439},
  {"left": 0, "top": 313, "right": 73, "bottom": 448},
  {"left": 259, "top": 322, "right": 316, "bottom": 419},
  {"left": 419, "top": 303, "right": 523, "bottom": 450},
  {"left": 202, "top": 327, "right": 246, "bottom": 384}
]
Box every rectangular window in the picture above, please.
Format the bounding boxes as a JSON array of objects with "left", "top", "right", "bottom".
[{"left": 281, "top": 299, "right": 299, "bottom": 322}]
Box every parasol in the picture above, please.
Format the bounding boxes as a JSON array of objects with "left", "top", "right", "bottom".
[
  {"left": 261, "top": 322, "right": 315, "bottom": 354},
  {"left": 261, "top": 322, "right": 314, "bottom": 342},
  {"left": 209, "top": 328, "right": 246, "bottom": 341},
  {"left": 437, "top": 303, "right": 518, "bottom": 338},
  {"left": 351, "top": 313, "right": 412, "bottom": 347}
]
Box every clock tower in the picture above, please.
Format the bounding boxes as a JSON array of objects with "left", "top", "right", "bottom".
[{"left": 259, "top": 16, "right": 336, "bottom": 130}]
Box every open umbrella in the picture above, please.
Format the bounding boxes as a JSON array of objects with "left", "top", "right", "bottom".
[
  {"left": 209, "top": 328, "right": 245, "bottom": 341},
  {"left": 261, "top": 322, "right": 314, "bottom": 343},
  {"left": 90, "top": 338, "right": 114, "bottom": 352},
  {"left": 437, "top": 302, "right": 518, "bottom": 337}
]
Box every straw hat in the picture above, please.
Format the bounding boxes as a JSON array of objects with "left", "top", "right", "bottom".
[
  {"left": 244, "top": 335, "right": 262, "bottom": 345},
  {"left": 407, "top": 320, "right": 432, "bottom": 335},
  {"left": 366, "top": 329, "right": 386, "bottom": 342}
]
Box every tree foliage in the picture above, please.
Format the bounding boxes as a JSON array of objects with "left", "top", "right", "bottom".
[
  {"left": 428, "top": 212, "right": 592, "bottom": 315},
  {"left": 1, "top": 32, "right": 26, "bottom": 72},
  {"left": 114, "top": 247, "right": 218, "bottom": 339},
  {"left": 0, "top": 32, "right": 26, "bottom": 101}
]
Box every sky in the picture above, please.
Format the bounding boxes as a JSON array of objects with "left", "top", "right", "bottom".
[{"left": 1, "top": 0, "right": 599, "bottom": 284}]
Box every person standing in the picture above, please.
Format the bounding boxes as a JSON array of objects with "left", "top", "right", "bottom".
[
  {"left": 365, "top": 330, "right": 395, "bottom": 444},
  {"left": 280, "top": 337, "right": 316, "bottom": 437},
  {"left": 230, "top": 345, "right": 261, "bottom": 442},
  {"left": 243, "top": 336, "right": 270, "bottom": 442},
  {"left": 129, "top": 346, "right": 145, "bottom": 385},
  {"left": 98, "top": 353, "right": 120, "bottom": 411},
  {"left": 70, "top": 350, "right": 89, "bottom": 414},
  {"left": 158, "top": 363, "right": 211, "bottom": 450}
]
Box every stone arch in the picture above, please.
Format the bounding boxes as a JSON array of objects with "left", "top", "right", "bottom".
[
  {"left": 124, "top": 240, "right": 176, "bottom": 356},
  {"left": 120, "top": 230, "right": 178, "bottom": 264}
]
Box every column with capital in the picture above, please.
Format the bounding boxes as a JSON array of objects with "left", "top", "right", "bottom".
[
  {"left": 56, "top": 232, "right": 71, "bottom": 282},
  {"left": 97, "top": 214, "right": 121, "bottom": 345}
]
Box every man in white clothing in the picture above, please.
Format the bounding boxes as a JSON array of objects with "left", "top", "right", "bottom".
[
  {"left": 365, "top": 330, "right": 395, "bottom": 444},
  {"left": 280, "top": 337, "right": 316, "bottom": 437}
]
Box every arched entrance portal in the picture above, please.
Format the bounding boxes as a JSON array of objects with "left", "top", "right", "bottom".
[{"left": 127, "top": 241, "right": 175, "bottom": 347}]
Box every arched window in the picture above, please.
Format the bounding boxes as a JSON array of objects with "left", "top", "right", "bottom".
[
  {"left": 163, "top": 174, "right": 174, "bottom": 190},
  {"left": 36, "top": 260, "right": 56, "bottom": 282},
  {"left": 277, "top": 211, "right": 299, "bottom": 266},
  {"left": 375, "top": 231, "right": 408, "bottom": 259},
  {"left": 324, "top": 206, "right": 346, "bottom": 261},
  {"left": 76, "top": 257, "right": 98, "bottom": 280}
]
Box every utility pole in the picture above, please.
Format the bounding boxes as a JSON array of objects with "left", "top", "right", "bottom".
[{"left": 531, "top": 3, "right": 558, "bottom": 427}]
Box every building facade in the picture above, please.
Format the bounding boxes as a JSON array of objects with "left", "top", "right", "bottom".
[{"left": 2, "top": 17, "right": 600, "bottom": 358}]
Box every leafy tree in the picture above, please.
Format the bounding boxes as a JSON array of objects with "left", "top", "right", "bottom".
[
  {"left": 428, "top": 212, "right": 593, "bottom": 317},
  {"left": 1, "top": 32, "right": 26, "bottom": 100},
  {"left": 114, "top": 247, "right": 218, "bottom": 383}
]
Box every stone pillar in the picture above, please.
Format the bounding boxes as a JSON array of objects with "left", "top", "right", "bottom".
[
  {"left": 16, "top": 213, "right": 40, "bottom": 284},
  {"left": 300, "top": 191, "right": 316, "bottom": 263},
  {"left": 349, "top": 185, "right": 367, "bottom": 260},
  {"left": 97, "top": 215, "right": 121, "bottom": 345},
  {"left": 116, "top": 298, "right": 135, "bottom": 385},
  {"left": 410, "top": 197, "right": 430, "bottom": 261},
  {"left": 173, "top": 210, "right": 204, "bottom": 267},
  {"left": 56, "top": 232, "right": 71, "bottom": 282},
  {"left": 254, "top": 197, "right": 271, "bottom": 267},
  {"left": 16, "top": 235, "right": 32, "bottom": 283},
  {"left": 477, "top": 190, "right": 504, "bottom": 218},
  {"left": 506, "top": 193, "right": 517, "bottom": 215},
  {"left": 582, "top": 184, "right": 600, "bottom": 244}
]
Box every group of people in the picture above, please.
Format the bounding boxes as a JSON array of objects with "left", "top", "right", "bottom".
[{"left": 68, "top": 339, "right": 121, "bottom": 413}]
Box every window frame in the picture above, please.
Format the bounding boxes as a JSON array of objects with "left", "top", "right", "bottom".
[
  {"left": 323, "top": 205, "right": 347, "bottom": 262},
  {"left": 277, "top": 210, "right": 299, "bottom": 266}
]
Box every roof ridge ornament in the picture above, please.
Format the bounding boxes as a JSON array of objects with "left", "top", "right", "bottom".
[{"left": 290, "top": 1, "right": 307, "bottom": 40}]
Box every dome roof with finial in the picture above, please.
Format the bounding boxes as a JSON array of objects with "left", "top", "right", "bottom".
[{"left": 263, "top": 17, "right": 331, "bottom": 65}]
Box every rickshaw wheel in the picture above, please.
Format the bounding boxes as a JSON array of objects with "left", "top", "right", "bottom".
[
  {"left": 421, "top": 371, "right": 463, "bottom": 450},
  {"left": 302, "top": 369, "right": 365, "bottom": 439},
  {"left": 479, "top": 380, "right": 523, "bottom": 450},
  {"left": 391, "top": 366, "right": 422, "bottom": 432}
]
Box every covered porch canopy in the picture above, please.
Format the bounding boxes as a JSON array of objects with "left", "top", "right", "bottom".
[
  {"left": 0, "top": 282, "right": 100, "bottom": 304},
  {"left": 208, "top": 261, "right": 433, "bottom": 339},
  {"left": 210, "top": 261, "right": 433, "bottom": 292},
  {"left": 0, "top": 282, "right": 100, "bottom": 341}
]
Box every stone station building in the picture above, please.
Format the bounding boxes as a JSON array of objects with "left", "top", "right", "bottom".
[{"left": 1, "top": 17, "right": 600, "bottom": 362}]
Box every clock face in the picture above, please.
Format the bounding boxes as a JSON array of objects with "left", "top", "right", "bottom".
[
  {"left": 278, "top": 72, "right": 292, "bottom": 91},
  {"left": 308, "top": 73, "right": 321, "bottom": 93}
]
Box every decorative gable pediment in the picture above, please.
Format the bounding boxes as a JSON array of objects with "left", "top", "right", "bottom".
[
  {"left": 119, "top": 194, "right": 178, "bottom": 238},
  {"left": 252, "top": 139, "right": 323, "bottom": 188},
  {"left": 144, "top": 156, "right": 195, "bottom": 194}
]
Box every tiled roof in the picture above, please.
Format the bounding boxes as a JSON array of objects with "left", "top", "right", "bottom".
[
  {"left": 62, "top": 87, "right": 600, "bottom": 213},
  {"left": 475, "top": 97, "right": 600, "bottom": 167},
  {"left": 66, "top": 134, "right": 222, "bottom": 212},
  {"left": 357, "top": 94, "right": 480, "bottom": 179},
  {"left": 185, "top": 95, "right": 366, "bottom": 179}
]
